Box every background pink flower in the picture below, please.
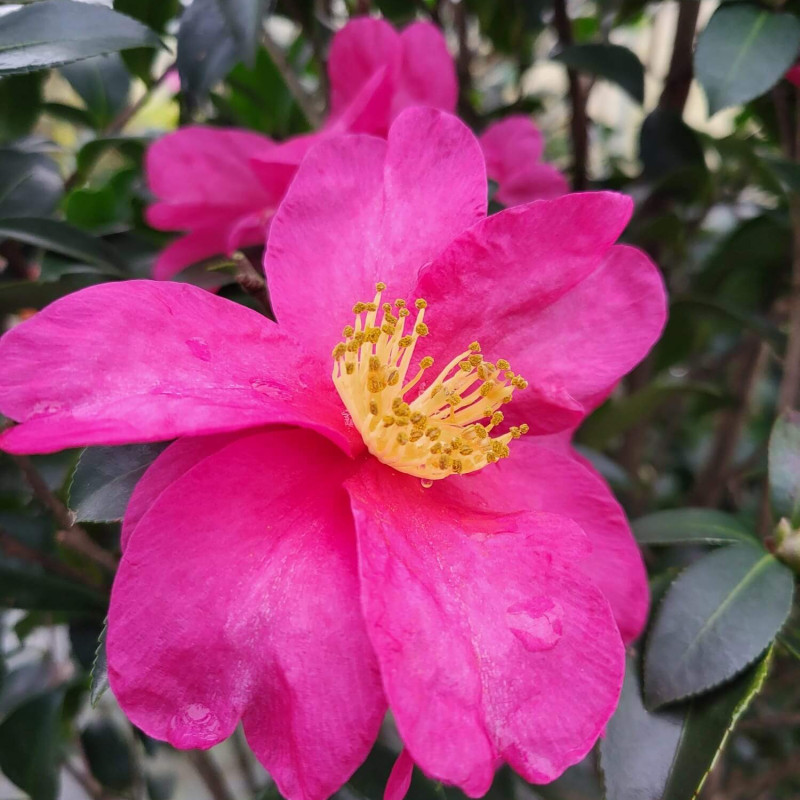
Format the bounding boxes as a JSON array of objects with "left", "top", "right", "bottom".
[{"left": 0, "top": 109, "right": 666, "bottom": 799}]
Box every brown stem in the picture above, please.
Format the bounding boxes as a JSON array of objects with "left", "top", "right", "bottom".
[
  {"left": 64, "top": 760, "right": 108, "bottom": 800},
  {"left": 452, "top": 0, "right": 478, "bottom": 128},
  {"left": 553, "top": 0, "right": 588, "bottom": 190},
  {"left": 187, "top": 750, "right": 236, "bottom": 800},
  {"left": 105, "top": 67, "right": 173, "bottom": 136},
  {"left": 658, "top": 0, "right": 700, "bottom": 113},
  {"left": 262, "top": 29, "right": 324, "bottom": 128},
  {"left": 12, "top": 455, "right": 118, "bottom": 572}
]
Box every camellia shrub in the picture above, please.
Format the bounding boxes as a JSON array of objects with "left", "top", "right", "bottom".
[{"left": 0, "top": 2, "right": 798, "bottom": 800}]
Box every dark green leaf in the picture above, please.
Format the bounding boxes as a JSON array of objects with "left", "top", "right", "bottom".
[
  {"left": 114, "top": 0, "right": 180, "bottom": 81},
  {"left": 768, "top": 410, "right": 800, "bottom": 526},
  {"left": 760, "top": 153, "right": 800, "bottom": 195},
  {"left": 0, "top": 559, "right": 106, "bottom": 613},
  {"left": 82, "top": 718, "right": 135, "bottom": 791},
  {"left": 41, "top": 101, "right": 95, "bottom": 128},
  {"left": 0, "top": 274, "right": 108, "bottom": 315},
  {"left": 177, "top": 0, "right": 240, "bottom": 110},
  {"left": 216, "top": 0, "right": 272, "bottom": 68},
  {"left": 639, "top": 108, "right": 706, "bottom": 180},
  {"left": 70, "top": 442, "right": 168, "bottom": 523},
  {"left": 0, "top": 73, "right": 43, "bottom": 142},
  {"left": 0, "top": 149, "right": 62, "bottom": 218},
  {"left": 644, "top": 545, "right": 794, "bottom": 707},
  {"left": 90, "top": 621, "right": 109, "bottom": 707},
  {"left": 74, "top": 135, "right": 147, "bottom": 180},
  {"left": 146, "top": 771, "right": 178, "bottom": 800},
  {"left": 552, "top": 43, "right": 644, "bottom": 103},
  {"left": 0, "top": 661, "right": 60, "bottom": 720},
  {"left": 695, "top": 4, "right": 800, "bottom": 114},
  {"left": 0, "top": 688, "right": 64, "bottom": 800},
  {"left": 0, "top": 0, "right": 160, "bottom": 76},
  {"left": 60, "top": 54, "right": 131, "bottom": 128},
  {"left": 0, "top": 218, "right": 128, "bottom": 273},
  {"left": 602, "top": 650, "right": 773, "bottom": 800},
  {"left": 633, "top": 509, "right": 755, "bottom": 546}
]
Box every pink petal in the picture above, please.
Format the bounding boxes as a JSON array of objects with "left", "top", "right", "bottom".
[
  {"left": 787, "top": 63, "right": 800, "bottom": 87},
  {"left": 328, "top": 17, "right": 401, "bottom": 134},
  {"left": 481, "top": 116, "right": 545, "bottom": 180},
  {"left": 347, "top": 461, "right": 625, "bottom": 795},
  {"left": 414, "top": 192, "right": 640, "bottom": 430},
  {"left": 152, "top": 230, "right": 231, "bottom": 281},
  {"left": 385, "top": 750, "right": 414, "bottom": 800},
  {"left": 0, "top": 281, "right": 356, "bottom": 455},
  {"left": 108, "top": 428, "right": 386, "bottom": 800},
  {"left": 265, "top": 108, "right": 486, "bottom": 360},
  {"left": 461, "top": 440, "right": 649, "bottom": 643},
  {"left": 495, "top": 162, "right": 570, "bottom": 207}
]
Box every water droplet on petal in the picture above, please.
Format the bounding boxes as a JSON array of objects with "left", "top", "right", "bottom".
[
  {"left": 506, "top": 598, "right": 563, "bottom": 652},
  {"left": 168, "top": 704, "right": 220, "bottom": 747},
  {"left": 185, "top": 338, "right": 211, "bottom": 362},
  {"left": 421, "top": 478, "right": 433, "bottom": 488}
]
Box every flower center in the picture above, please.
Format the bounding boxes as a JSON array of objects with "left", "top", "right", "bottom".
[{"left": 332, "top": 283, "right": 529, "bottom": 480}]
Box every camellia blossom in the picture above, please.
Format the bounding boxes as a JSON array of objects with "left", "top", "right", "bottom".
[
  {"left": 0, "top": 109, "right": 666, "bottom": 800},
  {"left": 146, "top": 16, "right": 565, "bottom": 280}
]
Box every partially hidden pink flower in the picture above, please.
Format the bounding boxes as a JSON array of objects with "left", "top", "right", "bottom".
[
  {"left": 147, "top": 17, "right": 565, "bottom": 280},
  {"left": 786, "top": 62, "right": 800, "bottom": 87},
  {"left": 0, "top": 109, "right": 666, "bottom": 800},
  {"left": 481, "top": 115, "right": 570, "bottom": 206}
]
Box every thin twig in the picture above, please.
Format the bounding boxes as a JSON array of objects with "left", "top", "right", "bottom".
[
  {"left": 63, "top": 760, "right": 107, "bottom": 800},
  {"left": 12, "top": 455, "right": 118, "bottom": 572},
  {"left": 659, "top": 0, "right": 700, "bottom": 113},
  {"left": 232, "top": 727, "right": 260, "bottom": 796},
  {"left": 553, "top": 0, "right": 588, "bottom": 190},
  {"left": 452, "top": 0, "right": 478, "bottom": 128},
  {"left": 105, "top": 66, "right": 173, "bottom": 136},
  {"left": 187, "top": 750, "right": 236, "bottom": 800},
  {"left": 262, "top": 28, "right": 324, "bottom": 127}
]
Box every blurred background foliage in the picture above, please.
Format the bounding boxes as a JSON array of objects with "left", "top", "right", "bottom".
[{"left": 1, "top": 0, "right": 800, "bottom": 799}]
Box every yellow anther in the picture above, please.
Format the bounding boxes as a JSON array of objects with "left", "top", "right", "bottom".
[
  {"left": 420, "top": 356, "right": 434, "bottom": 369},
  {"left": 376, "top": 282, "right": 387, "bottom": 291},
  {"left": 387, "top": 369, "right": 400, "bottom": 386},
  {"left": 410, "top": 429, "right": 424, "bottom": 442},
  {"left": 477, "top": 364, "right": 492, "bottom": 381},
  {"left": 345, "top": 363, "right": 355, "bottom": 375},
  {"left": 520, "top": 424, "right": 530, "bottom": 434},
  {"left": 382, "top": 323, "right": 396, "bottom": 336},
  {"left": 438, "top": 454, "right": 452, "bottom": 470},
  {"left": 415, "top": 323, "right": 429, "bottom": 336},
  {"left": 510, "top": 426, "right": 521, "bottom": 439},
  {"left": 383, "top": 416, "right": 395, "bottom": 426},
  {"left": 369, "top": 356, "right": 381, "bottom": 371},
  {"left": 354, "top": 331, "right": 366, "bottom": 344},
  {"left": 426, "top": 427, "right": 441, "bottom": 440},
  {"left": 468, "top": 354, "right": 483, "bottom": 367},
  {"left": 397, "top": 432, "right": 409, "bottom": 445},
  {"left": 415, "top": 299, "right": 427, "bottom": 309},
  {"left": 472, "top": 424, "right": 488, "bottom": 439},
  {"left": 451, "top": 460, "right": 463, "bottom": 474},
  {"left": 479, "top": 382, "right": 494, "bottom": 397},
  {"left": 366, "top": 328, "right": 381, "bottom": 344},
  {"left": 353, "top": 302, "right": 367, "bottom": 314},
  {"left": 395, "top": 299, "right": 406, "bottom": 308},
  {"left": 459, "top": 361, "right": 472, "bottom": 372},
  {"left": 332, "top": 343, "right": 346, "bottom": 359},
  {"left": 342, "top": 326, "right": 355, "bottom": 338},
  {"left": 369, "top": 400, "right": 378, "bottom": 415},
  {"left": 395, "top": 417, "right": 410, "bottom": 426},
  {"left": 410, "top": 412, "right": 425, "bottom": 425},
  {"left": 469, "top": 342, "right": 481, "bottom": 352},
  {"left": 367, "top": 376, "right": 386, "bottom": 393},
  {"left": 496, "top": 359, "right": 510, "bottom": 370},
  {"left": 399, "top": 308, "right": 410, "bottom": 317},
  {"left": 486, "top": 452, "right": 497, "bottom": 463},
  {"left": 366, "top": 302, "right": 378, "bottom": 312},
  {"left": 447, "top": 394, "right": 463, "bottom": 407},
  {"left": 460, "top": 446, "right": 473, "bottom": 456},
  {"left": 398, "top": 335, "right": 413, "bottom": 348},
  {"left": 491, "top": 412, "right": 504, "bottom": 426},
  {"left": 430, "top": 442, "right": 442, "bottom": 454},
  {"left": 382, "top": 302, "right": 392, "bottom": 312}
]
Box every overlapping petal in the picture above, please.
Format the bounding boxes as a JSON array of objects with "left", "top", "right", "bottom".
[
  {"left": 264, "top": 108, "right": 486, "bottom": 360},
  {"left": 108, "top": 428, "right": 386, "bottom": 800},
  {"left": 0, "top": 281, "right": 357, "bottom": 454},
  {"left": 459, "top": 439, "right": 649, "bottom": 643},
  {"left": 415, "top": 197, "right": 666, "bottom": 430},
  {"left": 347, "top": 460, "right": 625, "bottom": 796}
]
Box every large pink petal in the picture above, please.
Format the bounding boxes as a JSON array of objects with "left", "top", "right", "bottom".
[
  {"left": 328, "top": 17, "right": 401, "bottom": 133},
  {"left": 347, "top": 461, "right": 625, "bottom": 796},
  {"left": 393, "top": 22, "right": 457, "bottom": 117},
  {"left": 416, "top": 192, "right": 636, "bottom": 433},
  {"left": 264, "top": 108, "right": 486, "bottom": 360},
  {"left": 0, "top": 281, "right": 356, "bottom": 454},
  {"left": 108, "top": 428, "right": 386, "bottom": 800},
  {"left": 460, "top": 440, "right": 649, "bottom": 643}
]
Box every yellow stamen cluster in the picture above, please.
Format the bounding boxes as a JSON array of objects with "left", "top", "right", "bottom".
[{"left": 332, "top": 283, "right": 530, "bottom": 480}]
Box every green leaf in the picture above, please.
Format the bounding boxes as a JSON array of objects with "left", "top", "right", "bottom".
[
  {"left": 114, "top": 0, "right": 180, "bottom": 82},
  {"left": 694, "top": 4, "right": 800, "bottom": 114},
  {"left": 41, "top": 101, "right": 95, "bottom": 128},
  {"left": 552, "top": 43, "right": 644, "bottom": 103},
  {"left": 0, "top": 73, "right": 43, "bottom": 142},
  {"left": 0, "top": 274, "right": 108, "bottom": 315},
  {"left": 90, "top": 621, "right": 109, "bottom": 707},
  {"left": 0, "top": 661, "right": 61, "bottom": 721},
  {"left": 768, "top": 410, "right": 800, "bottom": 526},
  {"left": 0, "top": 688, "right": 65, "bottom": 800},
  {"left": 639, "top": 108, "right": 706, "bottom": 181},
  {"left": 633, "top": 509, "right": 755, "bottom": 546},
  {"left": 0, "top": 559, "right": 106, "bottom": 613},
  {"left": 177, "top": 0, "right": 240, "bottom": 110},
  {"left": 70, "top": 443, "right": 168, "bottom": 523},
  {"left": 0, "top": 149, "right": 62, "bottom": 218},
  {"left": 82, "top": 718, "right": 135, "bottom": 791},
  {"left": 60, "top": 54, "right": 131, "bottom": 128},
  {"left": 74, "top": 135, "right": 147, "bottom": 181},
  {"left": 602, "top": 650, "right": 773, "bottom": 800},
  {"left": 0, "top": 0, "right": 161, "bottom": 76},
  {"left": 0, "top": 218, "right": 128, "bottom": 274},
  {"left": 216, "top": 0, "right": 272, "bottom": 68},
  {"left": 644, "top": 545, "right": 794, "bottom": 707}
]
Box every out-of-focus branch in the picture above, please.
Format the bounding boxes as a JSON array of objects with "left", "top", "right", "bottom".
[
  {"left": 659, "top": 0, "right": 700, "bottom": 113},
  {"left": 187, "top": 750, "right": 236, "bottom": 800},
  {"left": 64, "top": 760, "right": 107, "bottom": 800},
  {"left": 452, "top": 0, "right": 479, "bottom": 127},
  {"left": 553, "top": 0, "right": 588, "bottom": 190},
  {"left": 12, "top": 455, "right": 118, "bottom": 572}
]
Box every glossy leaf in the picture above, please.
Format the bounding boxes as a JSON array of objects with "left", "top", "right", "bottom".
[
  {"left": 60, "top": 54, "right": 131, "bottom": 128},
  {"left": 0, "top": 218, "right": 127, "bottom": 274},
  {"left": 70, "top": 443, "right": 169, "bottom": 523},
  {"left": 90, "top": 621, "right": 109, "bottom": 707},
  {"left": 216, "top": 0, "right": 272, "bottom": 68},
  {"left": 0, "top": 688, "right": 65, "bottom": 800},
  {"left": 694, "top": 4, "right": 800, "bottom": 114},
  {"left": 0, "top": 0, "right": 160, "bottom": 76},
  {"left": 0, "top": 661, "right": 61, "bottom": 721},
  {"left": 0, "top": 149, "right": 62, "bottom": 218},
  {"left": 0, "top": 274, "right": 108, "bottom": 315},
  {"left": 602, "top": 650, "right": 773, "bottom": 800},
  {"left": 644, "top": 545, "right": 794, "bottom": 707},
  {"left": 82, "top": 718, "right": 135, "bottom": 791},
  {"left": 639, "top": 108, "right": 706, "bottom": 180},
  {"left": 177, "top": 0, "right": 240, "bottom": 110},
  {"left": 0, "top": 559, "right": 107, "bottom": 613},
  {"left": 0, "top": 73, "right": 43, "bottom": 142},
  {"left": 114, "top": 0, "right": 180, "bottom": 82},
  {"left": 633, "top": 509, "right": 754, "bottom": 546},
  {"left": 768, "top": 410, "right": 800, "bottom": 526},
  {"left": 552, "top": 43, "right": 644, "bottom": 103}
]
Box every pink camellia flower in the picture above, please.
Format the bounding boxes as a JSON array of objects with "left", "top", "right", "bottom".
[
  {"left": 786, "top": 62, "right": 800, "bottom": 87},
  {"left": 147, "top": 17, "right": 565, "bottom": 280},
  {"left": 0, "top": 109, "right": 665, "bottom": 800}
]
